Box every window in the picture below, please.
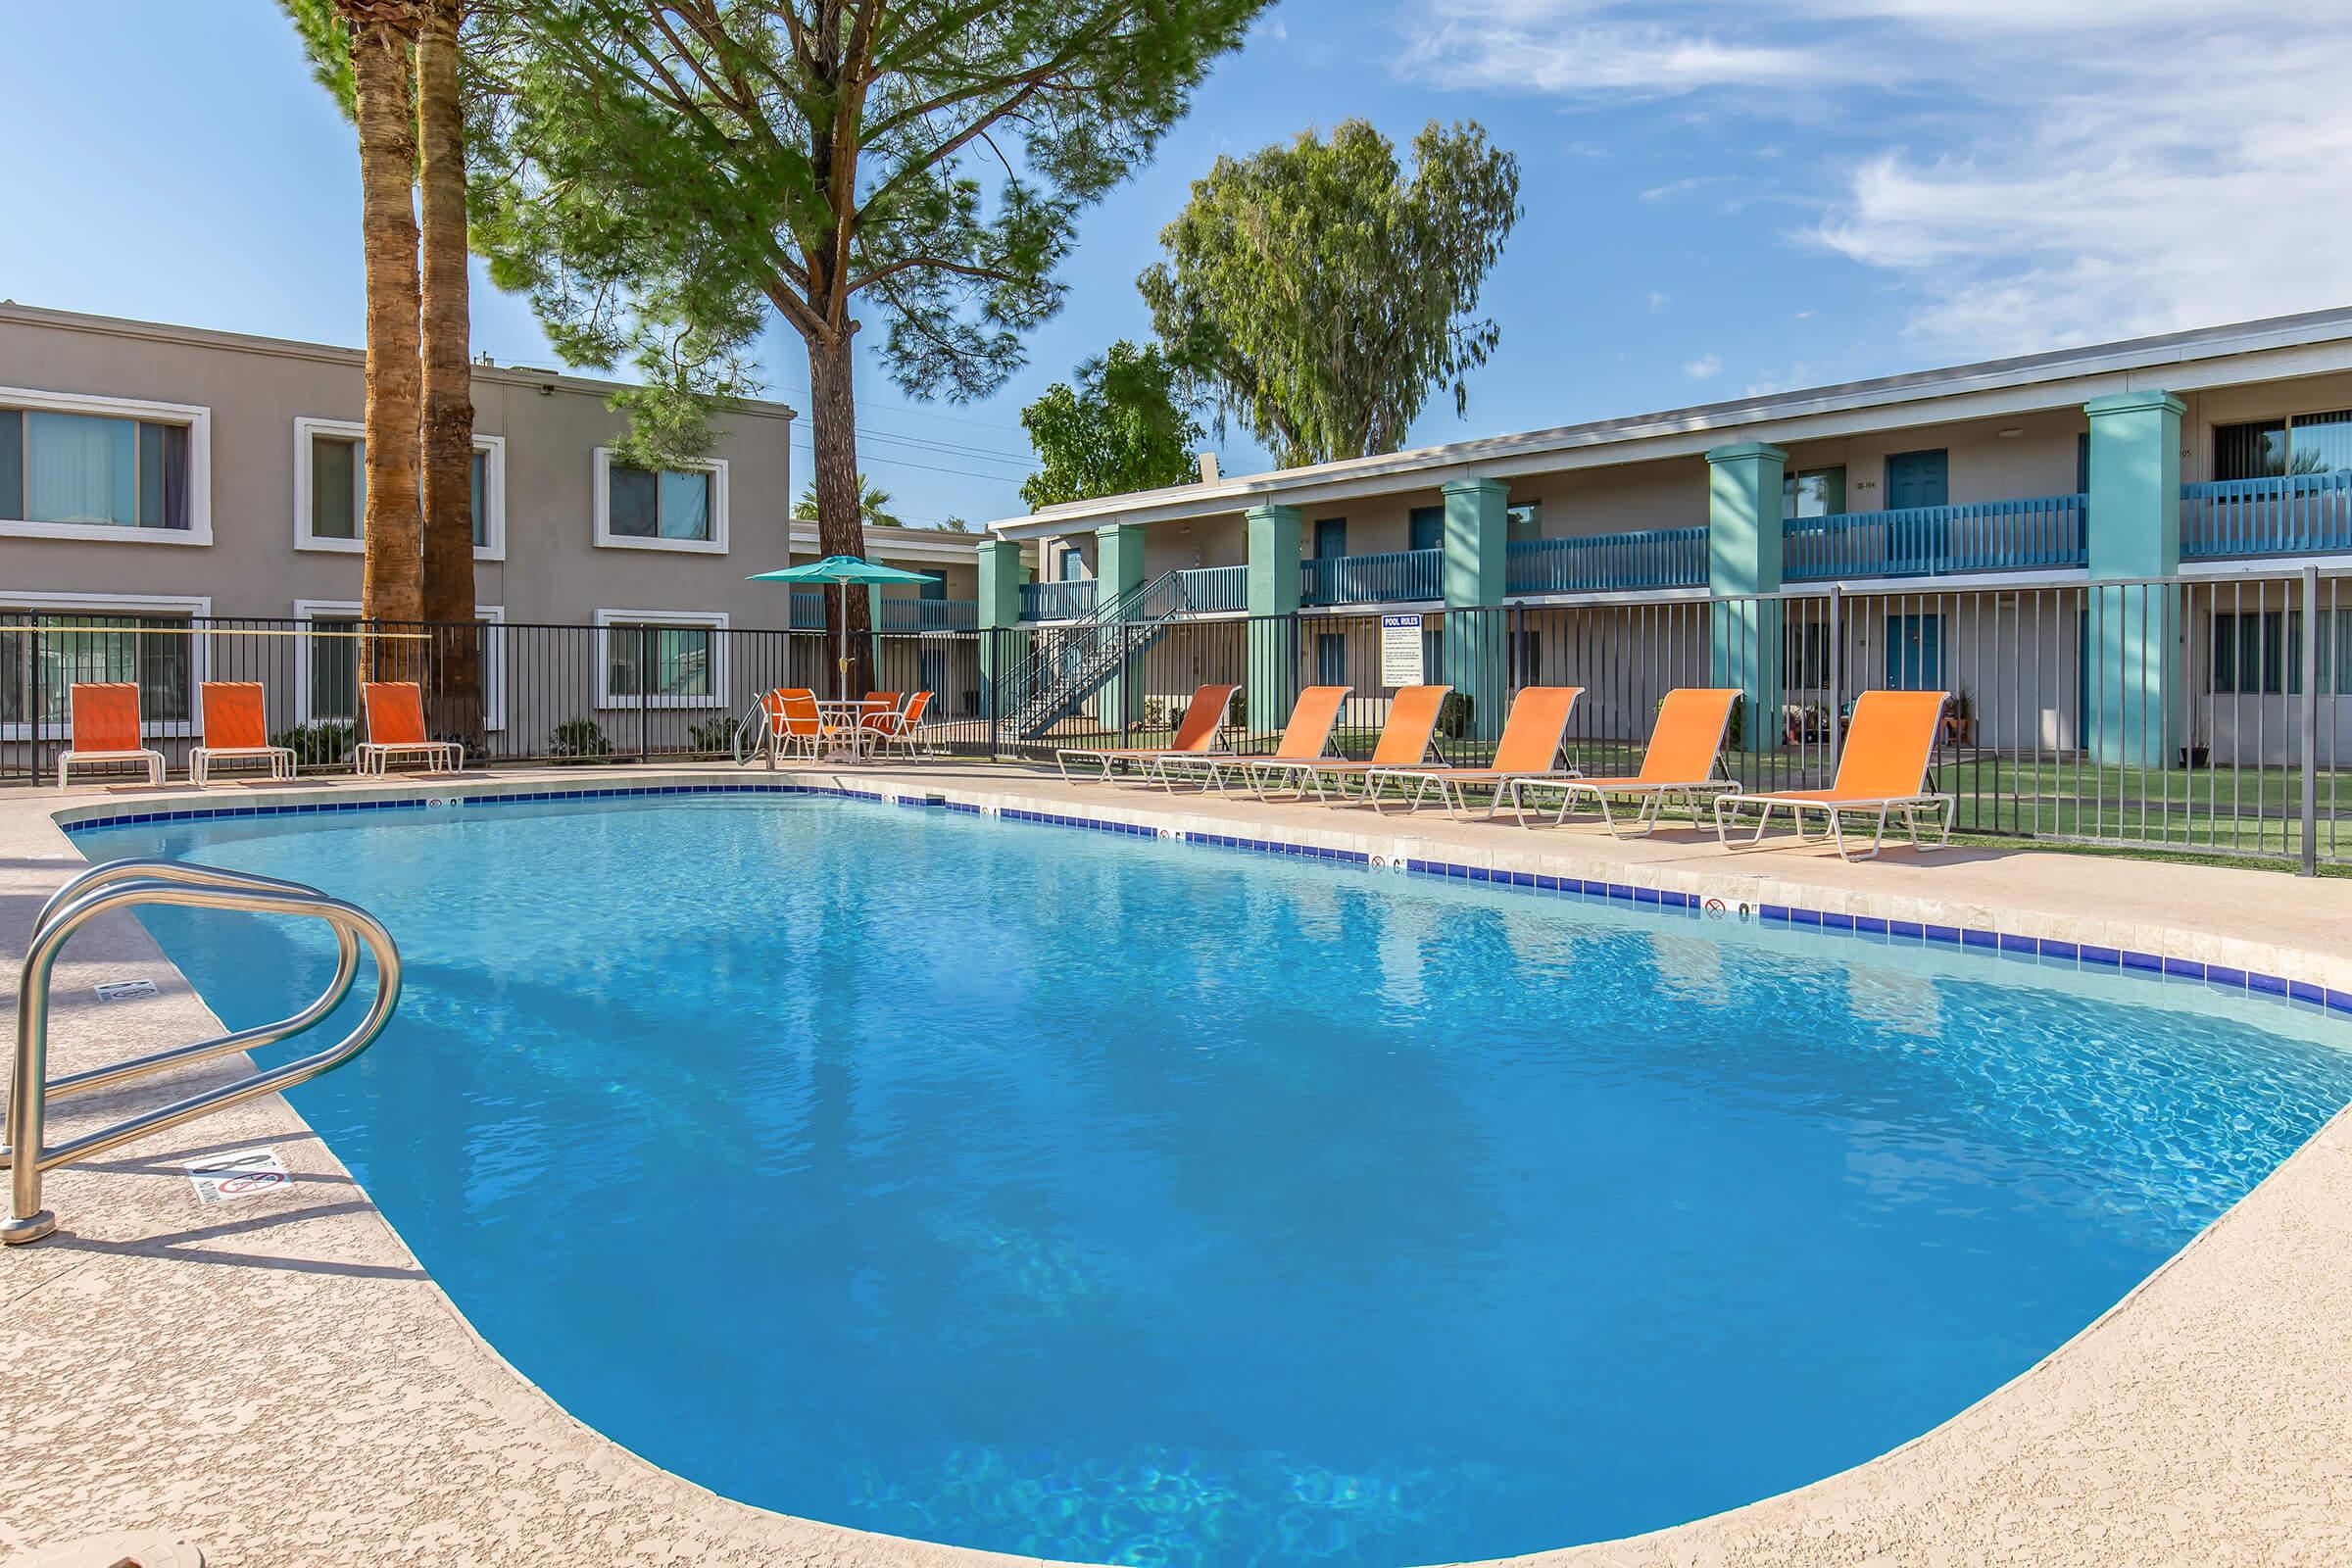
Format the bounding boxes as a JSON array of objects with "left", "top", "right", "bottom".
[
  {"left": 2210, "top": 611, "right": 2349, "bottom": 696},
  {"left": 1785, "top": 617, "right": 1832, "bottom": 689},
  {"left": 592, "top": 447, "right": 727, "bottom": 554},
  {"left": 1408, "top": 506, "right": 1443, "bottom": 553},
  {"left": 2076, "top": 431, "right": 2090, "bottom": 495},
  {"left": 294, "top": 601, "right": 507, "bottom": 730},
  {"left": 1315, "top": 631, "right": 1348, "bottom": 686},
  {"left": 1784, "top": 466, "right": 1845, "bottom": 518},
  {"left": 2215, "top": 411, "right": 2352, "bottom": 479},
  {"left": 594, "top": 609, "right": 729, "bottom": 709},
  {"left": 0, "top": 593, "right": 209, "bottom": 736},
  {"left": 0, "top": 388, "right": 209, "bottom": 544},
  {"left": 1420, "top": 625, "right": 1443, "bottom": 684},
  {"left": 1513, "top": 627, "right": 1543, "bottom": 683},
  {"left": 1506, "top": 501, "right": 1541, "bottom": 544},
  {"left": 1313, "top": 516, "right": 1348, "bottom": 559},
  {"left": 918, "top": 572, "right": 947, "bottom": 603},
  {"left": 296, "top": 419, "right": 505, "bottom": 558}
]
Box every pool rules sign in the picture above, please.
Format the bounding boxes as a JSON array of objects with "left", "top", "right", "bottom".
[{"left": 1381, "top": 614, "right": 1424, "bottom": 687}]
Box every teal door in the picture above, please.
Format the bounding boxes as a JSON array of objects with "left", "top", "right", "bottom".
[
  {"left": 1408, "top": 506, "right": 1443, "bottom": 553},
  {"left": 1315, "top": 632, "right": 1347, "bottom": 686},
  {"left": 1314, "top": 517, "right": 1348, "bottom": 558},
  {"left": 1885, "top": 449, "right": 1950, "bottom": 570},
  {"left": 1885, "top": 613, "right": 1943, "bottom": 690},
  {"left": 1886, "top": 449, "right": 1948, "bottom": 509}
]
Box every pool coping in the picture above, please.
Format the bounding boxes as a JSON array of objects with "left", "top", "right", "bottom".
[{"left": 9, "top": 762, "right": 2352, "bottom": 1567}]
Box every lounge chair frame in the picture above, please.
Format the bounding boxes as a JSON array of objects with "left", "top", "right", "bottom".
[
  {"left": 1056, "top": 685, "right": 1238, "bottom": 784},
  {"left": 1243, "top": 685, "right": 1453, "bottom": 807},
  {"left": 190, "top": 682, "right": 297, "bottom": 787},
  {"left": 1364, "top": 687, "right": 1586, "bottom": 817},
  {"left": 1711, "top": 690, "right": 1956, "bottom": 861},
  {"left": 1151, "top": 686, "right": 1352, "bottom": 796},
  {"left": 57, "top": 684, "right": 166, "bottom": 790},
  {"left": 1502, "top": 687, "right": 1748, "bottom": 836},
  {"left": 353, "top": 682, "right": 463, "bottom": 778}
]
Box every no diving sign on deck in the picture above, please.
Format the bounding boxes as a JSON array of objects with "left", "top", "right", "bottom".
[
  {"left": 1380, "top": 614, "right": 1424, "bottom": 686},
  {"left": 186, "top": 1148, "right": 290, "bottom": 1204}
]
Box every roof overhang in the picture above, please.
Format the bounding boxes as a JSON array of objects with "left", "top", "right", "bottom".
[{"left": 987, "top": 305, "right": 2352, "bottom": 540}]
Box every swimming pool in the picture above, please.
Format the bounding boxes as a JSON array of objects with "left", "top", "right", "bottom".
[{"left": 74, "top": 792, "right": 2352, "bottom": 1568}]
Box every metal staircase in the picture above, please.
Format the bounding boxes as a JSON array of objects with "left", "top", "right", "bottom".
[{"left": 995, "top": 569, "right": 1200, "bottom": 740}]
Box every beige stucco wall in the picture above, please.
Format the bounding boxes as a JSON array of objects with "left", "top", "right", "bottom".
[{"left": 0, "top": 308, "right": 980, "bottom": 626}]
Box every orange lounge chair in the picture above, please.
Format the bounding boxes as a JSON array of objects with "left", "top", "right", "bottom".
[
  {"left": 1153, "top": 685, "right": 1351, "bottom": 794},
  {"left": 1713, "top": 689, "right": 1953, "bottom": 860},
  {"left": 354, "top": 681, "right": 463, "bottom": 777},
  {"left": 1057, "top": 683, "right": 1238, "bottom": 783},
  {"left": 762, "top": 688, "right": 823, "bottom": 762},
  {"left": 1368, "top": 686, "right": 1584, "bottom": 815},
  {"left": 865, "top": 690, "right": 934, "bottom": 761},
  {"left": 190, "top": 681, "right": 296, "bottom": 786},
  {"left": 1506, "top": 687, "right": 1743, "bottom": 835},
  {"left": 1249, "top": 685, "right": 1451, "bottom": 804},
  {"left": 57, "top": 683, "right": 165, "bottom": 789}
]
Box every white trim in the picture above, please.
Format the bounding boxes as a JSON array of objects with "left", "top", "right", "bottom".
[
  {"left": 292, "top": 600, "right": 507, "bottom": 732},
  {"left": 0, "top": 590, "right": 212, "bottom": 740},
  {"left": 592, "top": 447, "right": 729, "bottom": 554},
  {"left": 591, "top": 608, "right": 729, "bottom": 710},
  {"left": 293, "top": 417, "right": 507, "bottom": 560},
  {"left": 0, "top": 385, "right": 213, "bottom": 546}
]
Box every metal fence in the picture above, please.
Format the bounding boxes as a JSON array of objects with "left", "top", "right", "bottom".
[{"left": 8, "top": 571, "right": 2346, "bottom": 871}]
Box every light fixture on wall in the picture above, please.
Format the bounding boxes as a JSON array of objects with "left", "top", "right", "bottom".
[{"left": 1995, "top": 426, "right": 2025, "bottom": 439}]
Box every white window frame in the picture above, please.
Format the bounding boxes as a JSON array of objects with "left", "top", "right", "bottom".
[
  {"left": 0, "top": 590, "right": 212, "bottom": 740},
  {"left": 591, "top": 446, "right": 729, "bottom": 555},
  {"left": 0, "top": 386, "right": 213, "bottom": 546},
  {"left": 293, "top": 417, "right": 507, "bottom": 561},
  {"left": 592, "top": 608, "right": 729, "bottom": 710},
  {"left": 293, "top": 599, "right": 506, "bottom": 731}
]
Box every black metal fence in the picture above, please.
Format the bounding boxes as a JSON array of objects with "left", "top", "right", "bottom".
[{"left": 7, "top": 570, "right": 2347, "bottom": 870}]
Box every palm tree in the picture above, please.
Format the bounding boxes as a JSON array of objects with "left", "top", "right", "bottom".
[
  {"left": 342, "top": 1, "right": 423, "bottom": 675},
  {"left": 416, "top": 0, "right": 480, "bottom": 740},
  {"left": 793, "top": 474, "right": 903, "bottom": 532}
]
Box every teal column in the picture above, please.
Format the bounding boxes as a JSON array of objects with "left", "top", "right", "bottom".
[
  {"left": 1245, "top": 504, "right": 1301, "bottom": 739},
  {"left": 1706, "top": 443, "right": 1787, "bottom": 754},
  {"left": 2084, "top": 390, "right": 2184, "bottom": 767},
  {"left": 1441, "top": 477, "right": 1508, "bottom": 742},
  {"left": 976, "top": 537, "right": 1027, "bottom": 719},
  {"left": 1095, "top": 521, "right": 1149, "bottom": 734}
]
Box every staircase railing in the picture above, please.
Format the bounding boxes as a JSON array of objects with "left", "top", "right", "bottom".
[{"left": 994, "top": 568, "right": 1198, "bottom": 739}]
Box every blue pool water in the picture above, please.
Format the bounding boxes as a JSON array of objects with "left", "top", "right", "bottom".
[{"left": 77, "top": 796, "right": 2352, "bottom": 1568}]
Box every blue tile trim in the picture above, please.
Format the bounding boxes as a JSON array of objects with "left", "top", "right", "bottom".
[{"left": 61, "top": 778, "right": 2352, "bottom": 1030}]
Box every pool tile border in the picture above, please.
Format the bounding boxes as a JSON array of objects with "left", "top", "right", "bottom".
[{"left": 54, "top": 776, "right": 2352, "bottom": 1024}]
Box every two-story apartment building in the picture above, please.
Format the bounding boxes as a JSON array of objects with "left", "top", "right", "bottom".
[
  {"left": 979, "top": 309, "right": 2352, "bottom": 766},
  {"left": 0, "top": 304, "right": 992, "bottom": 755}
]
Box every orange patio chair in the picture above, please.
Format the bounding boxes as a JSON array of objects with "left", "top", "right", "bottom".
[
  {"left": 190, "top": 681, "right": 296, "bottom": 786},
  {"left": 1713, "top": 689, "right": 1953, "bottom": 860},
  {"left": 763, "top": 687, "right": 823, "bottom": 762},
  {"left": 1506, "top": 687, "right": 1743, "bottom": 835},
  {"left": 831, "top": 691, "right": 901, "bottom": 760},
  {"left": 865, "top": 690, "right": 934, "bottom": 761},
  {"left": 1155, "top": 685, "right": 1351, "bottom": 795},
  {"left": 354, "top": 681, "right": 463, "bottom": 778},
  {"left": 1056, "top": 683, "right": 1238, "bottom": 783},
  {"left": 57, "top": 683, "right": 165, "bottom": 789},
  {"left": 1368, "top": 686, "right": 1585, "bottom": 815},
  {"left": 1248, "top": 685, "right": 1451, "bottom": 805}
]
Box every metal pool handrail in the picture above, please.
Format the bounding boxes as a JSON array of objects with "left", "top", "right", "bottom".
[{"left": 3, "top": 858, "right": 403, "bottom": 1246}]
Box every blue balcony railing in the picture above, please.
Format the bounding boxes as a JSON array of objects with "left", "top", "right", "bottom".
[
  {"left": 1178, "top": 564, "right": 1249, "bottom": 612},
  {"left": 1020, "top": 579, "right": 1100, "bottom": 621},
  {"left": 787, "top": 591, "right": 976, "bottom": 632},
  {"left": 1300, "top": 547, "right": 1442, "bottom": 608},
  {"left": 1505, "top": 526, "right": 1706, "bottom": 595},
  {"left": 1784, "top": 494, "right": 2085, "bottom": 580},
  {"left": 2181, "top": 470, "right": 2352, "bottom": 560}
]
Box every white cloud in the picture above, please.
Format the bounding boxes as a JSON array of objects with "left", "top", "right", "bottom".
[
  {"left": 1396, "top": 1, "right": 2348, "bottom": 357},
  {"left": 1684, "top": 354, "right": 1722, "bottom": 380},
  {"left": 1647, "top": 291, "right": 1669, "bottom": 312}
]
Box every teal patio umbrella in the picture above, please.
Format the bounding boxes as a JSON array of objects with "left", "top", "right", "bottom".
[{"left": 748, "top": 554, "right": 937, "bottom": 698}]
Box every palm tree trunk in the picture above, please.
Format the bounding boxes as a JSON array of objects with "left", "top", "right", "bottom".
[
  {"left": 808, "top": 328, "right": 872, "bottom": 699},
  {"left": 350, "top": 11, "right": 423, "bottom": 681},
  {"left": 416, "top": 0, "right": 480, "bottom": 747}
]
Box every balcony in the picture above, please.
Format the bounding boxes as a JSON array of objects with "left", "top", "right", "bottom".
[
  {"left": 1300, "top": 547, "right": 1441, "bottom": 608},
  {"left": 1783, "top": 494, "right": 2085, "bottom": 581},
  {"left": 2181, "top": 470, "right": 2352, "bottom": 560},
  {"left": 1020, "top": 579, "right": 1101, "bottom": 621},
  {"left": 1178, "top": 564, "right": 1249, "bottom": 612},
  {"left": 789, "top": 592, "right": 977, "bottom": 632},
  {"left": 1506, "top": 526, "right": 1707, "bottom": 595}
]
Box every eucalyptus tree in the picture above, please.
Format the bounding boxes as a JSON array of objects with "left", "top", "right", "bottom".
[
  {"left": 1140, "top": 119, "right": 1522, "bottom": 467},
  {"left": 464, "top": 0, "right": 1265, "bottom": 681}
]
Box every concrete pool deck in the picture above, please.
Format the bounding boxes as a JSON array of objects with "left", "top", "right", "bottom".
[{"left": 3, "top": 760, "right": 2349, "bottom": 1567}]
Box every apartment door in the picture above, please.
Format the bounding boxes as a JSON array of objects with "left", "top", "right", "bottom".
[
  {"left": 1408, "top": 506, "right": 1443, "bottom": 553},
  {"left": 1314, "top": 516, "right": 1348, "bottom": 558},
  {"left": 1885, "top": 612, "right": 1944, "bottom": 691},
  {"left": 1315, "top": 632, "right": 1348, "bottom": 687},
  {"left": 1886, "top": 449, "right": 1949, "bottom": 510},
  {"left": 1885, "top": 449, "right": 1950, "bottom": 571}
]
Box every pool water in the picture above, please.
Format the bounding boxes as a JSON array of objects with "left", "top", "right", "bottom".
[{"left": 76, "top": 796, "right": 2352, "bottom": 1568}]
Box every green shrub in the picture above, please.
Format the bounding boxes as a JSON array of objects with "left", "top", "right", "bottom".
[
  {"left": 549, "top": 715, "right": 612, "bottom": 759},
  {"left": 270, "top": 721, "right": 355, "bottom": 767},
  {"left": 1438, "top": 690, "right": 1474, "bottom": 739},
  {"left": 1143, "top": 695, "right": 1169, "bottom": 730},
  {"left": 686, "top": 715, "right": 736, "bottom": 754}
]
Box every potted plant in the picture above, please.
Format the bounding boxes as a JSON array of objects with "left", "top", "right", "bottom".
[{"left": 1943, "top": 688, "right": 1975, "bottom": 745}]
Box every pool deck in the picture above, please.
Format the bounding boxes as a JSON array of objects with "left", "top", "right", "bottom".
[{"left": 3, "top": 759, "right": 2350, "bottom": 1568}]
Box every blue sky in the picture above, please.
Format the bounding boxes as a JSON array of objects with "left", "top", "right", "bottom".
[{"left": 2, "top": 1, "right": 2336, "bottom": 527}]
